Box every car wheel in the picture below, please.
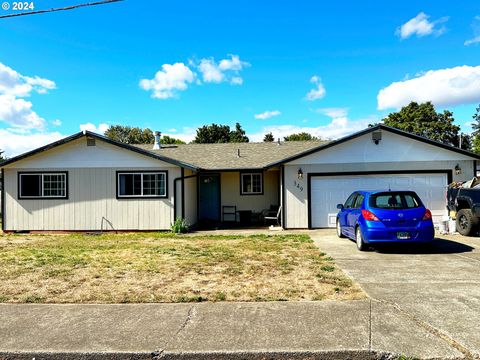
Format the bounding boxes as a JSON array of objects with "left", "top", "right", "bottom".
[
  {"left": 355, "top": 226, "right": 367, "bottom": 251},
  {"left": 336, "top": 219, "right": 345, "bottom": 238},
  {"left": 456, "top": 209, "right": 479, "bottom": 236}
]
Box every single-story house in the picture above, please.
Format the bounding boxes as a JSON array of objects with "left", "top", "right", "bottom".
[{"left": 1, "top": 124, "right": 479, "bottom": 232}]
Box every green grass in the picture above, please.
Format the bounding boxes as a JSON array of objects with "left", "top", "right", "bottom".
[{"left": 0, "top": 232, "right": 364, "bottom": 303}]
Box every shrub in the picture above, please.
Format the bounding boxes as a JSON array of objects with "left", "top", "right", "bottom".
[{"left": 171, "top": 218, "right": 189, "bottom": 234}]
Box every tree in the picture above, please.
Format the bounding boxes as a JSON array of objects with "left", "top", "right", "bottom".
[
  {"left": 193, "top": 123, "right": 249, "bottom": 143},
  {"left": 104, "top": 125, "right": 155, "bottom": 144},
  {"left": 284, "top": 132, "right": 318, "bottom": 141},
  {"left": 263, "top": 132, "right": 274, "bottom": 142},
  {"left": 383, "top": 101, "right": 470, "bottom": 150},
  {"left": 229, "top": 122, "right": 249, "bottom": 143},
  {"left": 161, "top": 135, "right": 186, "bottom": 145},
  {"left": 0, "top": 150, "right": 5, "bottom": 162},
  {"left": 471, "top": 104, "right": 480, "bottom": 153},
  {"left": 193, "top": 124, "right": 232, "bottom": 143}
]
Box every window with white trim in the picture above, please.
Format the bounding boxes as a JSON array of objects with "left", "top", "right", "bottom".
[
  {"left": 241, "top": 173, "right": 262, "bottom": 195},
  {"left": 19, "top": 172, "right": 67, "bottom": 199},
  {"left": 117, "top": 172, "right": 167, "bottom": 198}
]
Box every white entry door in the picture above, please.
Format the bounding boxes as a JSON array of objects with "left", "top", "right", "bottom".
[{"left": 310, "top": 173, "right": 448, "bottom": 228}]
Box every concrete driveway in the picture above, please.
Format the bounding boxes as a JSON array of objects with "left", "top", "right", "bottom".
[{"left": 311, "top": 229, "right": 480, "bottom": 359}]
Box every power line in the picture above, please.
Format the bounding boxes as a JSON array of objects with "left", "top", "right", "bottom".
[{"left": 0, "top": 0, "right": 124, "bottom": 19}]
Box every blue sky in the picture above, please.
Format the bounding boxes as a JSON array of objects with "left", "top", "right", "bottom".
[{"left": 1, "top": 0, "right": 480, "bottom": 156}]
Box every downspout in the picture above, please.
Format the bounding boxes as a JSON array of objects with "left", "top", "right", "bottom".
[
  {"left": 181, "top": 168, "right": 185, "bottom": 219},
  {"left": 173, "top": 172, "right": 198, "bottom": 221},
  {"left": 281, "top": 165, "right": 285, "bottom": 229},
  {"left": 1, "top": 168, "right": 4, "bottom": 232}
]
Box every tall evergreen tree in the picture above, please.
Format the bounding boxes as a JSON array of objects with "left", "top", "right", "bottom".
[
  {"left": 263, "top": 132, "right": 274, "bottom": 142},
  {"left": 229, "top": 122, "right": 249, "bottom": 143},
  {"left": 193, "top": 123, "right": 249, "bottom": 143},
  {"left": 104, "top": 125, "right": 155, "bottom": 144},
  {"left": 284, "top": 132, "right": 318, "bottom": 141},
  {"left": 471, "top": 104, "right": 480, "bottom": 153},
  {"left": 383, "top": 101, "right": 470, "bottom": 150}
]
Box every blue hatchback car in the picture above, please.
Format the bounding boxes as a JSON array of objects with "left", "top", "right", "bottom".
[{"left": 336, "top": 190, "right": 435, "bottom": 251}]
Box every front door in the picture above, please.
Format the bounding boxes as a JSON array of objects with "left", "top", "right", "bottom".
[{"left": 199, "top": 174, "right": 220, "bottom": 223}]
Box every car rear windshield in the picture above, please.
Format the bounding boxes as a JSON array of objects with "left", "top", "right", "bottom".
[{"left": 368, "top": 192, "right": 422, "bottom": 210}]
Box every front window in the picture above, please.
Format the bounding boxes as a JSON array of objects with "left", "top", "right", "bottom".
[
  {"left": 19, "top": 172, "right": 67, "bottom": 199},
  {"left": 241, "top": 173, "right": 262, "bottom": 195},
  {"left": 117, "top": 172, "right": 167, "bottom": 198}
]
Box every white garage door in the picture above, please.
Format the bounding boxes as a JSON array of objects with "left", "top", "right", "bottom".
[{"left": 310, "top": 173, "right": 448, "bottom": 228}]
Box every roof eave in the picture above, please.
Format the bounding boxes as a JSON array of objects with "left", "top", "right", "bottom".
[
  {"left": 0, "top": 130, "right": 199, "bottom": 171},
  {"left": 266, "top": 124, "right": 480, "bottom": 167}
]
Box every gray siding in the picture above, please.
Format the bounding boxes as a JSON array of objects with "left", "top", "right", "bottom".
[
  {"left": 284, "top": 160, "right": 475, "bottom": 229},
  {"left": 220, "top": 170, "right": 279, "bottom": 218},
  {"left": 4, "top": 167, "right": 180, "bottom": 231}
]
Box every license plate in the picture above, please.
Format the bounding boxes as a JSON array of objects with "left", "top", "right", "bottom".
[{"left": 397, "top": 232, "right": 410, "bottom": 240}]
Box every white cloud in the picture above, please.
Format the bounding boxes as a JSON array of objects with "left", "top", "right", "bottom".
[
  {"left": 0, "top": 128, "right": 65, "bottom": 158},
  {"left": 139, "top": 62, "right": 196, "bottom": 99},
  {"left": 163, "top": 126, "right": 197, "bottom": 143},
  {"left": 230, "top": 77, "right": 243, "bottom": 85},
  {"left": 79, "top": 123, "right": 109, "bottom": 134},
  {"left": 0, "top": 62, "right": 57, "bottom": 130},
  {"left": 140, "top": 55, "right": 249, "bottom": 99},
  {"left": 254, "top": 110, "right": 281, "bottom": 120},
  {"left": 305, "top": 75, "right": 326, "bottom": 101},
  {"left": 249, "top": 109, "right": 375, "bottom": 142},
  {"left": 465, "top": 36, "right": 480, "bottom": 46},
  {"left": 0, "top": 94, "right": 46, "bottom": 129},
  {"left": 396, "top": 12, "right": 448, "bottom": 39},
  {"left": 465, "top": 16, "right": 480, "bottom": 46},
  {"left": 198, "top": 59, "right": 224, "bottom": 83},
  {"left": 377, "top": 65, "right": 480, "bottom": 110},
  {"left": 315, "top": 107, "right": 348, "bottom": 118},
  {"left": 197, "top": 55, "right": 249, "bottom": 85},
  {"left": 0, "top": 62, "right": 56, "bottom": 97},
  {"left": 51, "top": 119, "right": 62, "bottom": 126}
]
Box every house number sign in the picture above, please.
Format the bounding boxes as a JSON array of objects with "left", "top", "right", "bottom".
[{"left": 293, "top": 180, "right": 303, "bottom": 192}]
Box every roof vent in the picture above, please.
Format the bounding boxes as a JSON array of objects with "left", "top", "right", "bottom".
[
  {"left": 153, "top": 131, "right": 161, "bottom": 150},
  {"left": 277, "top": 138, "right": 281, "bottom": 145},
  {"left": 86, "top": 137, "right": 96, "bottom": 146},
  {"left": 372, "top": 131, "right": 382, "bottom": 145},
  {"left": 237, "top": 149, "right": 241, "bottom": 157}
]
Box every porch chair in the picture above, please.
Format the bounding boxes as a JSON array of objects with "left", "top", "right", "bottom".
[{"left": 263, "top": 205, "right": 282, "bottom": 226}]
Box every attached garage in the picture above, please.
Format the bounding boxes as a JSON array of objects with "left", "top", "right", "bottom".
[
  {"left": 309, "top": 172, "right": 449, "bottom": 228},
  {"left": 276, "top": 125, "right": 480, "bottom": 229}
]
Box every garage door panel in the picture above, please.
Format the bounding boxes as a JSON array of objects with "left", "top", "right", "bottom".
[{"left": 311, "top": 173, "right": 448, "bottom": 228}]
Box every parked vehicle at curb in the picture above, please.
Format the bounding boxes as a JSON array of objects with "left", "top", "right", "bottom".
[
  {"left": 336, "top": 190, "right": 435, "bottom": 251},
  {"left": 447, "top": 187, "right": 480, "bottom": 236}
]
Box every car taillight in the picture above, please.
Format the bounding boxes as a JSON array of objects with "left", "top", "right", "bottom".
[
  {"left": 422, "top": 209, "right": 432, "bottom": 221},
  {"left": 362, "top": 209, "right": 379, "bottom": 221}
]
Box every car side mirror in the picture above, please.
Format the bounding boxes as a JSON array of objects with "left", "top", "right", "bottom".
[{"left": 336, "top": 204, "right": 344, "bottom": 210}]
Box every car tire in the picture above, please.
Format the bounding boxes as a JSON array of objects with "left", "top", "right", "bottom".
[
  {"left": 355, "top": 226, "right": 367, "bottom": 251},
  {"left": 456, "top": 209, "right": 479, "bottom": 236},
  {"left": 336, "top": 219, "right": 345, "bottom": 238}
]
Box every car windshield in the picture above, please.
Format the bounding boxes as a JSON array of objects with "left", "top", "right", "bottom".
[{"left": 368, "top": 192, "right": 422, "bottom": 210}]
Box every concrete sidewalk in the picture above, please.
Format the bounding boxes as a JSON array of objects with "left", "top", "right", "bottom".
[{"left": 0, "top": 300, "right": 465, "bottom": 359}]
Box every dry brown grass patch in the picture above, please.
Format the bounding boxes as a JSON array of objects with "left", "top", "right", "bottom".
[{"left": 0, "top": 233, "right": 365, "bottom": 303}]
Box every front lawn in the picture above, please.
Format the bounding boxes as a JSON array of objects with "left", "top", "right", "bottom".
[{"left": 0, "top": 233, "right": 364, "bottom": 303}]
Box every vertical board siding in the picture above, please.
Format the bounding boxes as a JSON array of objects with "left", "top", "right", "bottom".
[
  {"left": 220, "top": 170, "right": 280, "bottom": 215},
  {"left": 284, "top": 160, "right": 475, "bottom": 229},
  {"left": 184, "top": 169, "right": 198, "bottom": 226},
  {"left": 4, "top": 167, "right": 180, "bottom": 231}
]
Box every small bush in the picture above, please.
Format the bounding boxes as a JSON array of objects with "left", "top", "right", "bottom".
[{"left": 171, "top": 218, "right": 189, "bottom": 234}]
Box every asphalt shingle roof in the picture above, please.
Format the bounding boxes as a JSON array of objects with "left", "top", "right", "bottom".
[{"left": 133, "top": 141, "right": 329, "bottom": 170}]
